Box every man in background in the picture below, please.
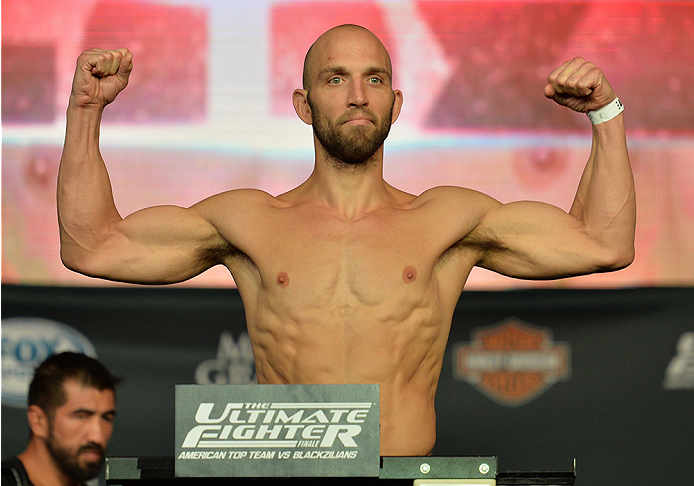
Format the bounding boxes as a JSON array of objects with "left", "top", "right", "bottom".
[{"left": 2, "top": 352, "right": 120, "bottom": 486}]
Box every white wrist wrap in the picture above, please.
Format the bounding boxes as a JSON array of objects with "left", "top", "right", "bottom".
[{"left": 587, "top": 97, "right": 624, "bottom": 125}]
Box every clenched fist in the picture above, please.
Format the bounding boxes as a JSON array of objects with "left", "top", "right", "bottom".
[
  {"left": 544, "top": 57, "right": 616, "bottom": 113},
  {"left": 71, "top": 48, "right": 133, "bottom": 110}
]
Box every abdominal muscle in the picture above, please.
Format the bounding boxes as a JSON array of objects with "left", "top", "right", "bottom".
[{"left": 245, "top": 285, "right": 449, "bottom": 456}]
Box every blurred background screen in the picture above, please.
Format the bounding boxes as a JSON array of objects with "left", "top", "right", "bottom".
[{"left": 3, "top": 0, "right": 694, "bottom": 289}]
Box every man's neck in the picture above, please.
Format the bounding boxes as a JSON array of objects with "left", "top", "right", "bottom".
[{"left": 307, "top": 150, "right": 394, "bottom": 220}]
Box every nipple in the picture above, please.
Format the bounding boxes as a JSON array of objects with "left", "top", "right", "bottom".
[
  {"left": 402, "top": 266, "right": 417, "bottom": 284},
  {"left": 276, "top": 272, "right": 289, "bottom": 288}
]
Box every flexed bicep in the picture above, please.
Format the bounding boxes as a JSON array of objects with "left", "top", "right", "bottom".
[
  {"left": 468, "top": 200, "right": 619, "bottom": 280},
  {"left": 63, "top": 204, "right": 231, "bottom": 284}
]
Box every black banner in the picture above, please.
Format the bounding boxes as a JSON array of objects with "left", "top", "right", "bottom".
[{"left": 2, "top": 285, "right": 693, "bottom": 485}]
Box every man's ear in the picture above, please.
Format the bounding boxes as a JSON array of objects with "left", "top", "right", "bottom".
[
  {"left": 293, "top": 89, "right": 313, "bottom": 125},
  {"left": 391, "top": 89, "right": 404, "bottom": 125},
  {"left": 27, "top": 405, "right": 49, "bottom": 439}
]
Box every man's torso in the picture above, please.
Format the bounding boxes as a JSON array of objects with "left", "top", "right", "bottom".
[{"left": 203, "top": 185, "right": 487, "bottom": 455}]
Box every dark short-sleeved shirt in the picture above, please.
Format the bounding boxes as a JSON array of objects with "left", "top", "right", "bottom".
[{"left": 1, "top": 457, "right": 33, "bottom": 486}]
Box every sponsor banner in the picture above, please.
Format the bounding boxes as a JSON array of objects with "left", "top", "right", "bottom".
[
  {"left": 454, "top": 317, "right": 571, "bottom": 407},
  {"left": 195, "top": 331, "right": 257, "bottom": 385},
  {"left": 175, "top": 384, "right": 379, "bottom": 477},
  {"left": 1, "top": 317, "right": 97, "bottom": 408}
]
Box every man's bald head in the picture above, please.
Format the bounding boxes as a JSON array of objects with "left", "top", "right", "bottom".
[{"left": 302, "top": 24, "right": 393, "bottom": 90}]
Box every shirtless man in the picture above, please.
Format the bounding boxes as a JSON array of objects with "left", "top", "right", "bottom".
[{"left": 57, "top": 25, "right": 635, "bottom": 456}]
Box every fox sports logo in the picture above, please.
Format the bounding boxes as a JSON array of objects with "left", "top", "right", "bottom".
[{"left": 1, "top": 317, "right": 97, "bottom": 408}]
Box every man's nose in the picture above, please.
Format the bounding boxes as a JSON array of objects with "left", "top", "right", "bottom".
[
  {"left": 348, "top": 80, "right": 368, "bottom": 107},
  {"left": 86, "top": 418, "right": 112, "bottom": 446}
]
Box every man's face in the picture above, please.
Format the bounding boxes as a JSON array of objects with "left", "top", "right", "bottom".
[
  {"left": 44, "top": 380, "right": 116, "bottom": 482},
  {"left": 308, "top": 90, "right": 394, "bottom": 166},
  {"left": 300, "top": 27, "right": 403, "bottom": 167}
]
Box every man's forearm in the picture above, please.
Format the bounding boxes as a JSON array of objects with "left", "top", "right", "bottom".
[
  {"left": 570, "top": 113, "right": 636, "bottom": 268},
  {"left": 57, "top": 100, "right": 122, "bottom": 269}
]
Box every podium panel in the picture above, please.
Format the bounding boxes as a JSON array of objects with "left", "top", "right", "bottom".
[
  {"left": 106, "top": 456, "right": 498, "bottom": 485},
  {"left": 105, "top": 455, "right": 575, "bottom": 485}
]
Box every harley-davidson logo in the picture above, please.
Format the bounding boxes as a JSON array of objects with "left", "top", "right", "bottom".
[{"left": 454, "top": 318, "right": 571, "bottom": 406}]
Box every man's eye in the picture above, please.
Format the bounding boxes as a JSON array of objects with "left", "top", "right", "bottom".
[
  {"left": 328, "top": 77, "right": 342, "bottom": 85},
  {"left": 369, "top": 77, "right": 382, "bottom": 84}
]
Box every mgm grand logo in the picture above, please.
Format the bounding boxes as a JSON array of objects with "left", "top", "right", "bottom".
[{"left": 179, "top": 401, "right": 372, "bottom": 457}]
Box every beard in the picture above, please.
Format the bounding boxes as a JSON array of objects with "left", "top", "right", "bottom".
[
  {"left": 308, "top": 94, "right": 394, "bottom": 167},
  {"left": 46, "top": 430, "right": 105, "bottom": 482}
]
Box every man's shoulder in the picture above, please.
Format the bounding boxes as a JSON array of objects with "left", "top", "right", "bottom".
[
  {"left": 193, "top": 188, "right": 288, "bottom": 217},
  {"left": 418, "top": 184, "right": 494, "bottom": 199},
  {"left": 1, "top": 457, "right": 32, "bottom": 486},
  {"left": 415, "top": 185, "right": 500, "bottom": 212},
  {"left": 205, "top": 188, "right": 282, "bottom": 205}
]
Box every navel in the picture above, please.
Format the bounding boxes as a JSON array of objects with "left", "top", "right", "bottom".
[
  {"left": 276, "top": 272, "right": 290, "bottom": 288},
  {"left": 402, "top": 266, "right": 417, "bottom": 284}
]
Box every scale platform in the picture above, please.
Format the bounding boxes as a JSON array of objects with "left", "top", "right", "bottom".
[{"left": 105, "top": 456, "right": 575, "bottom": 485}]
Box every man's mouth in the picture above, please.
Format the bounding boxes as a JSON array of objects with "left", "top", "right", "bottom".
[
  {"left": 341, "top": 111, "right": 375, "bottom": 126},
  {"left": 79, "top": 445, "right": 104, "bottom": 462},
  {"left": 344, "top": 117, "right": 373, "bottom": 125}
]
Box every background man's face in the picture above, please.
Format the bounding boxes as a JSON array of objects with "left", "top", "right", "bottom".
[{"left": 45, "top": 380, "right": 116, "bottom": 482}]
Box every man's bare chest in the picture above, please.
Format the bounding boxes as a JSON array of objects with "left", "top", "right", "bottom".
[{"left": 236, "top": 207, "right": 448, "bottom": 311}]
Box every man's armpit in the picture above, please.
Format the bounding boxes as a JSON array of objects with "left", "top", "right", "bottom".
[
  {"left": 456, "top": 229, "right": 509, "bottom": 260},
  {"left": 199, "top": 240, "right": 254, "bottom": 268},
  {"left": 433, "top": 230, "right": 506, "bottom": 270}
]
